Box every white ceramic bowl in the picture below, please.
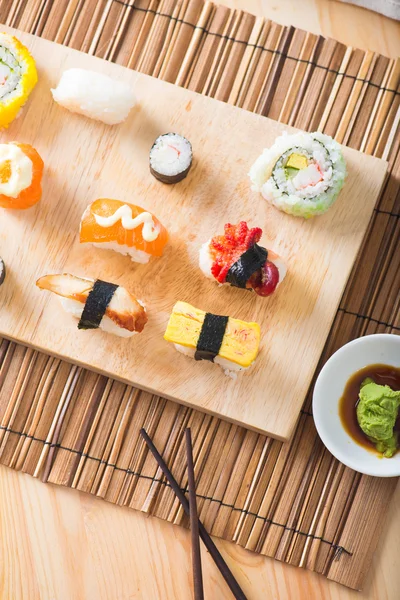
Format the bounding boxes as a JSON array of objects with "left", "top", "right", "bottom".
[{"left": 313, "top": 334, "right": 400, "bottom": 477}]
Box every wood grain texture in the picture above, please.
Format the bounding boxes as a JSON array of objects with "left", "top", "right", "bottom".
[
  {"left": 0, "top": 1, "right": 399, "bottom": 599},
  {"left": 0, "top": 465, "right": 399, "bottom": 600},
  {"left": 220, "top": 0, "right": 400, "bottom": 59},
  {"left": 0, "top": 29, "right": 388, "bottom": 442}
]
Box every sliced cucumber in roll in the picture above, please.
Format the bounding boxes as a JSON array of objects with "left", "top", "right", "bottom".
[{"left": 249, "top": 132, "right": 347, "bottom": 218}]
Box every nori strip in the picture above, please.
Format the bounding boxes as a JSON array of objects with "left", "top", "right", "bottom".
[
  {"left": 0, "top": 258, "right": 5, "bottom": 286},
  {"left": 194, "top": 313, "right": 229, "bottom": 362},
  {"left": 225, "top": 244, "right": 268, "bottom": 289},
  {"left": 150, "top": 163, "right": 191, "bottom": 184},
  {"left": 78, "top": 279, "right": 119, "bottom": 330}
]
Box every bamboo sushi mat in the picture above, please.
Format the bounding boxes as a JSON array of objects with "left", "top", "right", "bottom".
[{"left": 0, "top": 0, "right": 399, "bottom": 592}]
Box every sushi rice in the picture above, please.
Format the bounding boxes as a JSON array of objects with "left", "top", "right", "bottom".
[
  {"left": 249, "top": 131, "right": 347, "bottom": 218},
  {"left": 51, "top": 68, "right": 136, "bottom": 125},
  {"left": 0, "top": 33, "right": 38, "bottom": 128},
  {"left": 173, "top": 343, "right": 246, "bottom": 378},
  {"left": 90, "top": 241, "right": 152, "bottom": 264}
]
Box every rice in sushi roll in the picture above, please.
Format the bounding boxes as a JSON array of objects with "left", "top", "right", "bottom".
[
  {"left": 51, "top": 68, "right": 136, "bottom": 125},
  {"left": 249, "top": 131, "right": 347, "bottom": 218},
  {"left": 150, "top": 133, "right": 192, "bottom": 183},
  {"left": 0, "top": 33, "right": 38, "bottom": 129}
]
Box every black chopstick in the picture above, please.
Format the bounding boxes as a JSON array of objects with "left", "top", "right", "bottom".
[
  {"left": 185, "top": 428, "right": 204, "bottom": 600},
  {"left": 140, "top": 428, "right": 248, "bottom": 600}
]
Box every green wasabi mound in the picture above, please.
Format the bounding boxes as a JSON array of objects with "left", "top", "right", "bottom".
[{"left": 356, "top": 378, "right": 400, "bottom": 458}]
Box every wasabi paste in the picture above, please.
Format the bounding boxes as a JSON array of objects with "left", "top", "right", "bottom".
[{"left": 357, "top": 378, "right": 400, "bottom": 458}]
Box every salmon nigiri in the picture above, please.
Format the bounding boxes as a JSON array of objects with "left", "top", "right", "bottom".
[
  {"left": 80, "top": 198, "right": 168, "bottom": 263},
  {"left": 0, "top": 142, "right": 44, "bottom": 209}
]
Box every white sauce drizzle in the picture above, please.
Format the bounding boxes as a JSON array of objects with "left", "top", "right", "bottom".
[
  {"left": 0, "top": 144, "right": 33, "bottom": 198},
  {"left": 93, "top": 205, "right": 159, "bottom": 242}
]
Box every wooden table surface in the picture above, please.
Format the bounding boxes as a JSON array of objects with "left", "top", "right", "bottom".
[{"left": 1, "top": 1, "right": 399, "bottom": 599}]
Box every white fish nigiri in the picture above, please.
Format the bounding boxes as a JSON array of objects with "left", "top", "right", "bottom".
[{"left": 51, "top": 68, "right": 136, "bottom": 125}]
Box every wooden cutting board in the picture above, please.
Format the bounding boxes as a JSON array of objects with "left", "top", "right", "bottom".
[{"left": 0, "top": 28, "right": 387, "bottom": 441}]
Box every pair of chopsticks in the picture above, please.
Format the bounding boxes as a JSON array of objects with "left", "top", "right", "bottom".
[{"left": 140, "top": 428, "right": 248, "bottom": 600}]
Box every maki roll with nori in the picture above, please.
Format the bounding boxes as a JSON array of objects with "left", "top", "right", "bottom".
[
  {"left": 0, "top": 33, "right": 37, "bottom": 129},
  {"left": 0, "top": 258, "right": 5, "bottom": 285},
  {"left": 199, "top": 221, "right": 286, "bottom": 297},
  {"left": 36, "top": 273, "right": 147, "bottom": 337},
  {"left": 149, "top": 133, "right": 192, "bottom": 183},
  {"left": 164, "top": 301, "right": 260, "bottom": 376},
  {"left": 249, "top": 131, "right": 347, "bottom": 218}
]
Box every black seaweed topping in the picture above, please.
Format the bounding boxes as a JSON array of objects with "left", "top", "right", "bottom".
[
  {"left": 78, "top": 279, "right": 119, "bottom": 330},
  {"left": 225, "top": 244, "right": 268, "bottom": 288},
  {"left": 0, "top": 258, "right": 5, "bottom": 286},
  {"left": 194, "top": 313, "right": 229, "bottom": 362}
]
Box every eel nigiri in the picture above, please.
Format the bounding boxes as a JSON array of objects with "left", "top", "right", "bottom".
[
  {"left": 36, "top": 273, "right": 147, "bottom": 337},
  {"left": 164, "top": 301, "right": 260, "bottom": 376},
  {"left": 199, "top": 221, "right": 286, "bottom": 297},
  {"left": 80, "top": 198, "right": 168, "bottom": 263},
  {"left": 0, "top": 257, "right": 5, "bottom": 285},
  {"left": 0, "top": 142, "right": 43, "bottom": 209},
  {"left": 0, "top": 33, "right": 38, "bottom": 129}
]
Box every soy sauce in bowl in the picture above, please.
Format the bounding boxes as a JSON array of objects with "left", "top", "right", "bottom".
[{"left": 339, "top": 364, "right": 400, "bottom": 456}]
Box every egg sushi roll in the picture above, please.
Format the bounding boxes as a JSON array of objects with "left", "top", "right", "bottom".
[
  {"left": 0, "top": 33, "right": 38, "bottom": 129},
  {"left": 164, "top": 301, "right": 260, "bottom": 375},
  {"left": 249, "top": 131, "right": 346, "bottom": 218},
  {"left": 36, "top": 274, "right": 147, "bottom": 337},
  {"left": 199, "top": 221, "right": 286, "bottom": 297},
  {"left": 150, "top": 133, "right": 192, "bottom": 183},
  {"left": 0, "top": 142, "right": 44, "bottom": 209},
  {"left": 51, "top": 68, "right": 136, "bottom": 125},
  {"left": 80, "top": 199, "right": 168, "bottom": 263}
]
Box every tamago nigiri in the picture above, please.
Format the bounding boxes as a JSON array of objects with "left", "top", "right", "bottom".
[{"left": 80, "top": 198, "right": 168, "bottom": 263}]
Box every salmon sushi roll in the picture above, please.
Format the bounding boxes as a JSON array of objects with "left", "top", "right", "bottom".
[
  {"left": 0, "top": 142, "right": 44, "bottom": 209},
  {"left": 80, "top": 198, "right": 168, "bottom": 263}
]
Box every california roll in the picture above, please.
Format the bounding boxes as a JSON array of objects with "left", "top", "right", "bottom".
[{"left": 249, "top": 131, "right": 346, "bottom": 218}]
